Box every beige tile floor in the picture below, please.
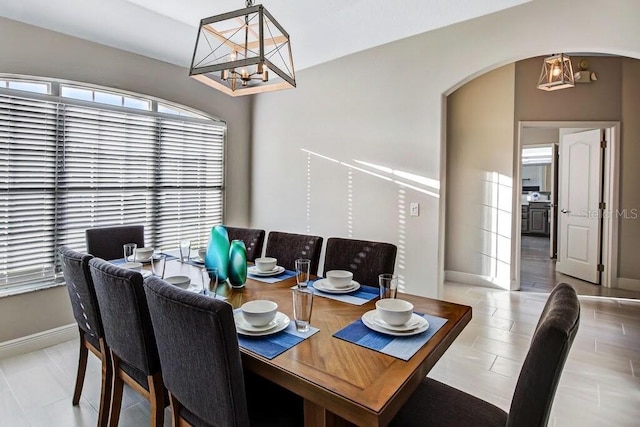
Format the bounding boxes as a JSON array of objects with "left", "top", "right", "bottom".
[{"left": 1, "top": 282, "right": 639, "bottom": 426}]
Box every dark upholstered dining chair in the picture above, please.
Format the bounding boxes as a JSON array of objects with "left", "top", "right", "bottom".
[
  {"left": 143, "top": 276, "right": 303, "bottom": 427},
  {"left": 89, "top": 258, "right": 166, "bottom": 427},
  {"left": 390, "top": 282, "right": 580, "bottom": 427},
  {"left": 264, "top": 231, "right": 323, "bottom": 275},
  {"left": 225, "top": 226, "right": 266, "bottom": 262},
  {"left": 59, "top": 246, "right": 111, "bottom": 427},
  {"left": 322, "top": 237, "right": 397, "bottom": 287},
  {"left": 85, "top": 225, "right": 145, "bottom": 261}
]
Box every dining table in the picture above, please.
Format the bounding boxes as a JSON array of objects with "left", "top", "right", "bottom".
[{"left": 148, "top": 254, "right": 472, "bottom": 427}]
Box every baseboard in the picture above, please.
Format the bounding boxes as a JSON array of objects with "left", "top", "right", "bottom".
[
  {"left": 617, "top": 277, "right": 640, "bottom": 292},
  {"left": 0, "top": 323, "right": 77, "bottom": 360},
  {"left": 445, "top": 270, "right": 511, "bottom": 290}
]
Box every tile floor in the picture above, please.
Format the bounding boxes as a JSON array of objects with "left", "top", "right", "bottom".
[{"left": 1, "top": 282, "right": 639, "bottom": 426}]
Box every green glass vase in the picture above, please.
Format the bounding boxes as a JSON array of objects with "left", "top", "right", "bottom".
[
  {"left": 228, "top": 240, "right": 247, "bottom": 288},
  {"left": 205, "top": 225, "right": 230, "bottom": 282}
]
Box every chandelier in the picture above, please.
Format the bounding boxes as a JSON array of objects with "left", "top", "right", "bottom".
[
  {"left": 189, "top": 0, "right": 296, "bottom": 97},
  {"left": 536, "top": 53, "right": 574, "bottom": 91}
]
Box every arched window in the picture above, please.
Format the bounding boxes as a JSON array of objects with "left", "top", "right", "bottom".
[{"left": 0, "top": 76, "right": 225, "bottom": 294}]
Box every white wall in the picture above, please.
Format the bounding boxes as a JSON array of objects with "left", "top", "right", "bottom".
[{"left": 251, "top": 0, "right": 640, "bottom": 298}]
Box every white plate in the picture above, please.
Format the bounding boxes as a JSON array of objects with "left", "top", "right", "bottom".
[
  {"left": 248, "top": 265, "right": 285, "bottom": 277},
  {"left": 141, "top": 270, "right": 152, "bottom": 278},
  {"left": 127, "top": 255, "right": 152, "bottom": 263},
  {"left": 370, "top": 311, "right": 428, "bottom": 332},
  {"left": 361, "top": 310, "right": 429, "bottom": 336},
  {"left": 192, "top": 257, "right": 205, "bottom": 264},
  {"left": 165, "top": 275, "right": 191, "bottom": 289},
  {"left": 235, "top": 311, "right": 290, "bottom": 336},
  {"left": 313, "top": 278, "right": 360, "bottom": 294}
]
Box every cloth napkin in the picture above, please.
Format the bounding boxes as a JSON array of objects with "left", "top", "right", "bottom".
[
  {"left": 234, "top": 309, "right": 319, "bottom": 359},
  {"left": 308, "top": 279, "right": 379, "bottom": 306},
  {"left": 333, "top": 312, "right": 448, "bottom": 361},
  {"left": 248, "top": 269, "right": 297, "bottom": 284}
]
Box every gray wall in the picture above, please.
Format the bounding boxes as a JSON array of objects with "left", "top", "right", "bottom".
[
  {"left": 445, "top": 64, "right": 516, "bottom": 288},
  {"left": 0, "top": 17, "right": 252, "bottom": 342}
]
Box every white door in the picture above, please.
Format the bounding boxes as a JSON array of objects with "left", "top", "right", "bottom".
[{"left": 556, "top": 129, "right": 602, "bottom": 284}]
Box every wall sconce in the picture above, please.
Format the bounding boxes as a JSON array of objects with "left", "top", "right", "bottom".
[
  {"left": 537, "top": 53, "right": 575, "bottom": 91},
  {"left": 574, "top": 59, "right": 598, "bottom": 83}
]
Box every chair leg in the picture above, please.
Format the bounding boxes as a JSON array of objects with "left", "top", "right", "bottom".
[
  {"left": 108, "top": 351, "right": 124, "bottom": 427},
  {"left": 72, "top": 329, "right": 88, "bottom": 405},
  {"left": 169, "top": 393, "right": 182, "bottom": 427},
  {"left": 97, "top": 338, "right": 112, "bottom": 427},
  {"left": 148, "top": 371, "right": 165, "bottom": 427}
]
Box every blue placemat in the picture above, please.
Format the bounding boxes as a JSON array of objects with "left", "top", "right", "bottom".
[
  {"left": 110, "top": 252, "right": 178, "bottom": 264},
  {"left": 234, "top": 309, "right": 319, "bottom": 359},
  {"left": 308, "top": 279, "right": 379, "bottom": 306},
  {"left": 333, "top": 313, "right": 448, "bottom": 361},
  {"left": 248, "top": 269, "right": 297, "bottom": 284}
]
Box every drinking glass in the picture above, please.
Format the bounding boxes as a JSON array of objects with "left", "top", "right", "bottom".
[
  {"left": 179, "top": 239, "right": 191, "bottom": 262},
  {"left": 150, "top": 253, "right": 166, "bottom": 278},
  {"left": 292, "top": 287, "right": 314, "bottom": 332},
  {"left": 123, "top": 243, "right": 137, "bottom": 262},
  {"left": 379, "top": 274, "right": 398, "bottom": 299},
  {"left": 295, "top": 258, "right": 311, "bottom": 289},
  {"left": 202, "top": 268, "right": 219, "bottom": 297}
]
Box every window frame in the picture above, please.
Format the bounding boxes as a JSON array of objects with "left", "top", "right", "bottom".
[{"left": 0, "top": 75, "right": 227, "bottom": 297}]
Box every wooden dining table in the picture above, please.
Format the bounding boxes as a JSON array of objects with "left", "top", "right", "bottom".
[{"left": 157, "top": 257, "right": 472, "bottom": 427}]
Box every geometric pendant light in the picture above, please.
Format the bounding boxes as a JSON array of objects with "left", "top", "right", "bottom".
[
  {"left": 189, "top": 0, "right": 296, "bottom": 97},
  {"left": 536, "top": 53, "right": 575, "bottom": 91}
]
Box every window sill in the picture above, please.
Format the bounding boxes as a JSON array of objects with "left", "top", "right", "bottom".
[{"left": 0, "top": 281, "right": 66, "bottom": 299}]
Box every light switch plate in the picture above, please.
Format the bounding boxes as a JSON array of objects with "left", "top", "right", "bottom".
[{"left": 410, "top": 202, "right": 419, "bottom": 217}]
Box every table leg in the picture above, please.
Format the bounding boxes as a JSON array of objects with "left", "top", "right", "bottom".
[{"left": 304, "top": 399, "right": 354, "bottom": 427}]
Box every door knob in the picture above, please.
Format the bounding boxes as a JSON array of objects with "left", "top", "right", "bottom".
[{"left": 561, "top": 209, "right": 569, "bottom": 213}]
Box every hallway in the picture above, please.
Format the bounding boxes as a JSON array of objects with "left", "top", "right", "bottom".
[{"left": 520, "top": 235, "right": 640, "bottom": 299}]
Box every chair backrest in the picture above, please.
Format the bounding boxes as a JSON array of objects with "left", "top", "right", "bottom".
[
  {"left": 225, "top": 226, "right": 266, "bottom": 262},
  {"left": 89, "top": 258, "right": 160, "bottom": 377},
  {"left": 323, "top": 237, "right": 397, "bottom": 287},
  {"left": 85, "top": 225, "right": 145, "bottom": 261},
  {"left": 507, "top": 282, "right": 580, "bottom": 427},
  {"left": 59, "top": 246, "right": 104, "bottom": 341},
  {"left": 264, "top": 231, "right": 323, "bottom": 275},
  {"left": 144, "top": 277, "right": 250, "bottom": 427}
]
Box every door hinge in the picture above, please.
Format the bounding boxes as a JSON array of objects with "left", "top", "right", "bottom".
[
  {"left": 601, "top": 139, "right": 607, "bottom": 148},
  {"left": 597, "top": 264, "right": 605, "bottom": 272},
  {"left": 599, "top": 202, "right": 606, "bottom": 209}
]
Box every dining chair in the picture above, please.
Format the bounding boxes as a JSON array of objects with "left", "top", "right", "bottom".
[
  {"left": 322, "top": 237, "right": 397, "bottom": 287},
  {"left": 390, "top": 282, "right": 580, "bottom": 427},
  {"left": 225, "top": 226, "right": 266, "bottom": 262},
  {"left": 264, "top": 231, "right": 323, "bottom": 275},
  {"left": 88, "top": 258, "right": 166, "bottom": 427},
  {"left": 143, "top": 276, "right": 303, "bottom": 427},
  {"left": 85, "top": 225, "right": 145, "bottom": 261},
  {"left": 58, "top": 246, "right": 111, "bottom": 427}
]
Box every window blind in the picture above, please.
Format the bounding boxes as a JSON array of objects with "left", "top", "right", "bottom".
[{"left": 0, "top": 93, "right": 225, "bottom": 291}]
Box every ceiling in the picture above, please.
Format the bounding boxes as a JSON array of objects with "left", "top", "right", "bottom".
[{"left": 0, "top": 0, "right": 530, "bottom": 71}]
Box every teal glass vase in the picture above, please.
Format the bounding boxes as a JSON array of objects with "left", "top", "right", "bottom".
[
  {"left": 228, "top": 240, "right": 247, "bottom": 288},
  {"left": 205, "top": 225, "right": 230, "bottom": 282}
]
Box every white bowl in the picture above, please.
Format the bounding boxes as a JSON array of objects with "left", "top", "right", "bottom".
[
  {"left": 198, "top": 248, "right": 207, "bottom": 260},
  {"left": 375, "top": 299, "right": 414, "bottom": 326},
  {"left": 165, "top": 275, "right": 191, "bottom": 289},
  {"left": 135, "top": 247, "right": 154, "bottom": 260},
  {"left": 121, "top": 262, "right": 143, "bottom": 271},
  {"left": 241, "top": 300, "right": 278, "bottom": 327},
  {"left": 326, "top": 270, "right": 353, "bottom": 288},
  {"left": 255, "top": 257, "right": 277, "bottom": 272}
]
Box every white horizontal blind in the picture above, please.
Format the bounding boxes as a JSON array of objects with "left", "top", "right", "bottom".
[
  {"left": 0, "top": 92, "right": 225, "bottom": 291},
  {"left": 0, "top": 95, "right": 59, "bottom": 287}
]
